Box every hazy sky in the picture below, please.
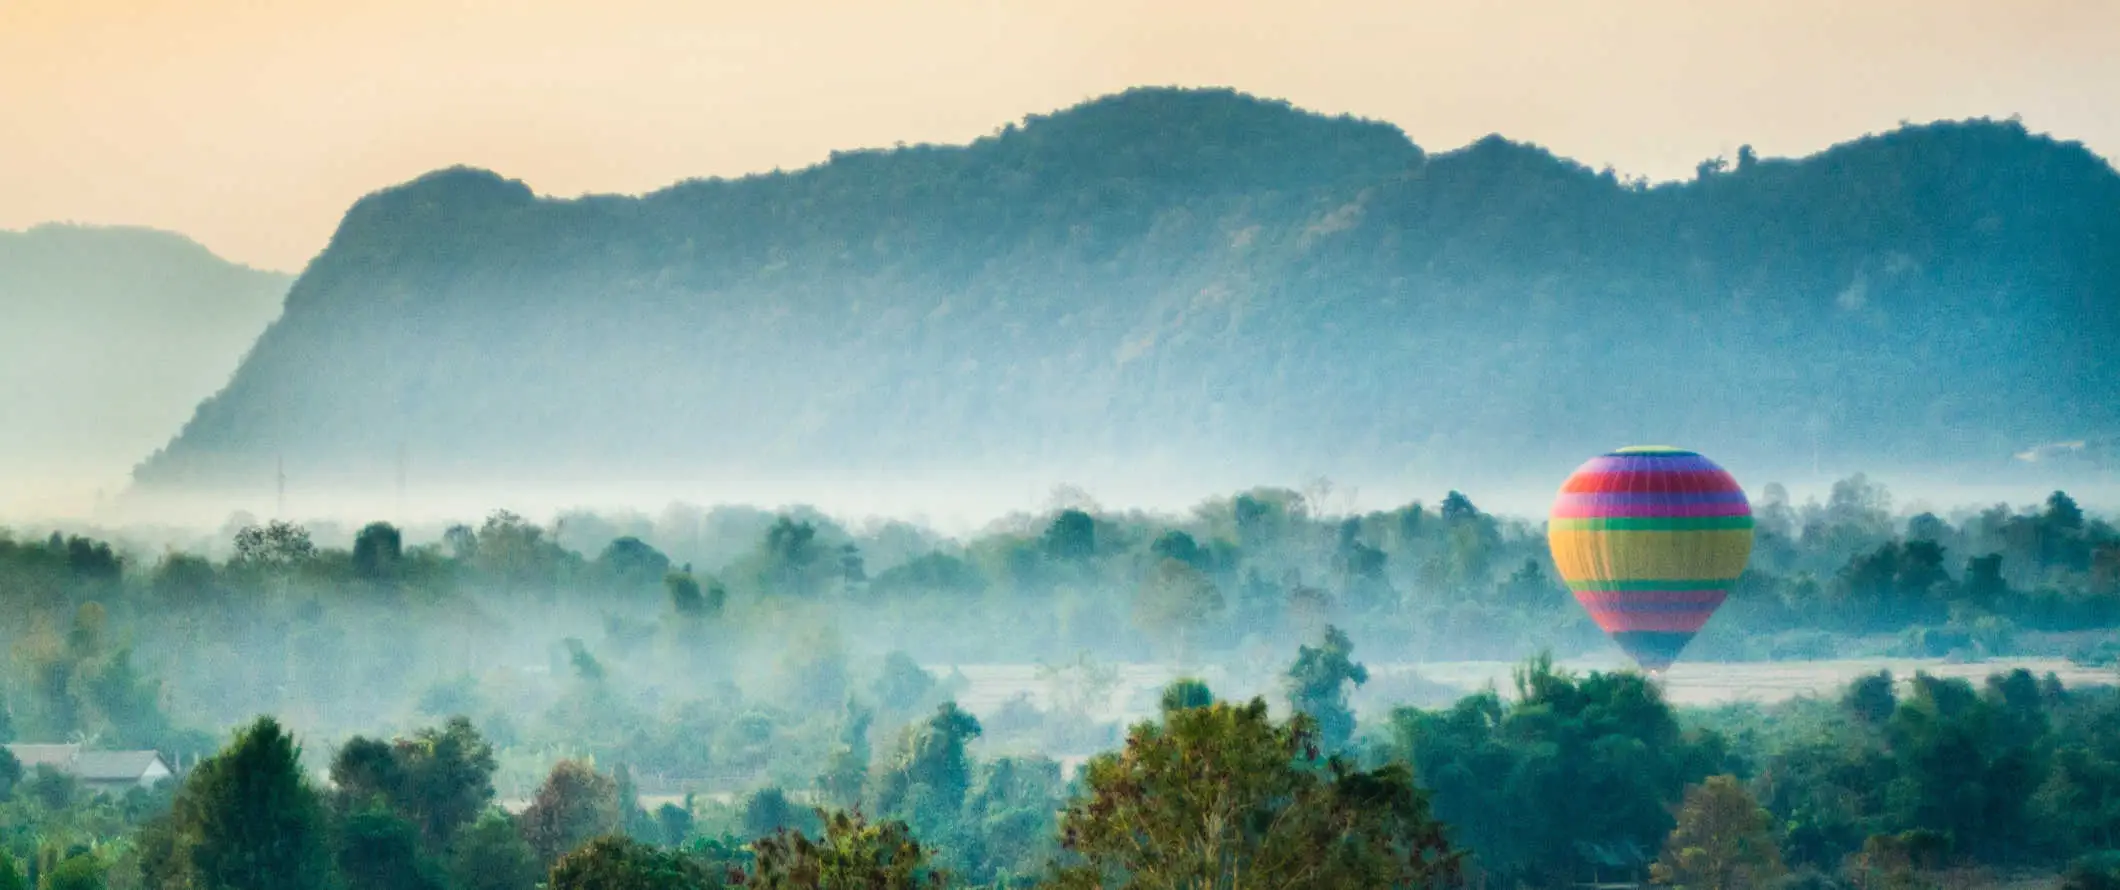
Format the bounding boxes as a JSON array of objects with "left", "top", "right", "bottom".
[{"left": 4, "top": 0, "right": 2117, "bottom": 272}]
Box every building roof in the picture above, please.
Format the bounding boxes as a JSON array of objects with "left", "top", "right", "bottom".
[
  {"left": 72, "top": 751, "right": 169, "bottom": 782},
  {"left": 5, "top": 744, "right": 82, "bottom": 771},
  {"left": 3, "top": 744, "right": 170, "bottom": 783}
]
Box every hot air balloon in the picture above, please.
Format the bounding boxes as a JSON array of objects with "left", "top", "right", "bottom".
[{"left": 1546, "top": 446, "right": 1754, "bottom": 674}]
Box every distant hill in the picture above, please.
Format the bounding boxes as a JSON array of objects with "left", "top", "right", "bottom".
[
  {"left": 1, "top": 224, "right": 289, "bottom": 516},
  {"left": 123, "top": 88, "right": 2120, "bottom": 512}
]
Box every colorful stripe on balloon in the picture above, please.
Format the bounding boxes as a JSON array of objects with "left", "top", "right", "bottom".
[{"left": 1546, "top": 446, "right": 1754, "bottom": 673}]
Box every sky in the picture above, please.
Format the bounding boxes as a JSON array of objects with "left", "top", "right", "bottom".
[{"left": 4, "top": 0, "right": 2118, "bottom": 273}]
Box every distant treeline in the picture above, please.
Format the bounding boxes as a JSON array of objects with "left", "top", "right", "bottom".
[
  {"left": 1, "top": 476, "right": 2115, "bottom": 762},
  {"left": 0, "top": 477, "right": 2114, "bottom": 887}
]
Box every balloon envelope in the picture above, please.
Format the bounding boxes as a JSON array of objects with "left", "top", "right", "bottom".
[{"left": 1546, "top": 446, "right": 1754, "bottom": 672}]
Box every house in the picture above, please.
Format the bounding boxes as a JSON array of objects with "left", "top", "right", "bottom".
[{"left": 4, "top": 743, "right": 174, "bottom": 795}]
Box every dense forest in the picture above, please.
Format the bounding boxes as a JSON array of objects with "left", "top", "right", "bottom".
[
  {"left": 120, "top": 87, "right": 2120, "bottom": 508},
  {"left": 1, "top": 476, "right": 2116, "bottom": 887},
  {"left": 0, "top": 224, "right": 289, "bottom": 516}
]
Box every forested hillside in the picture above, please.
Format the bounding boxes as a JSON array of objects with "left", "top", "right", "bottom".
[
  {"left": 125, "top": 88, "right": 2120, "bottom": 504},
  {"left": 0, "top": 224, "right": 289, "bottom": 516}
]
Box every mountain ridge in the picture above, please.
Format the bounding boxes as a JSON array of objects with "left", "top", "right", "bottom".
[
  {"left": 1, "top": 223, "right": 291, "bottom": 517},
  {"left": 120, "top": 87, "right": 2120, "bottom": 512}
]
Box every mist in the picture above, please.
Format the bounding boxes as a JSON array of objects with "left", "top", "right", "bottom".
[{"left": 3, "top": 79, "right": 2119, "bottom": 890}]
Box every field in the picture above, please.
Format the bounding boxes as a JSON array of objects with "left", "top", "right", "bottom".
[{"left": 941, "top": 656, "right": 2120, "bottom": 725}]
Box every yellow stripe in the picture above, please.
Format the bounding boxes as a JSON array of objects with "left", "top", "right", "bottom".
[{"left": 1547, "top": 529, "right": 1754, "bottom": 584}]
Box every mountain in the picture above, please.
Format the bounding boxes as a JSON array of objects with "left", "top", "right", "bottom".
[
  {"left": 1, "top": 224, "right": 289, "bottom": 516},
  {"left": 123, "top": 88, "right": 2120, "bottom": 514}
]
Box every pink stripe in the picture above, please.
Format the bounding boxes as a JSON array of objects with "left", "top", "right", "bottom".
[
  {"left": 1574, "top": 590, "right": 1729, "bottom": 605},
  {"left": 1585, "top": 610, "right": 1719, "bottom": 633},
  {"left": 1552, "top": 498, "right": 1752, "bottom": 519}
]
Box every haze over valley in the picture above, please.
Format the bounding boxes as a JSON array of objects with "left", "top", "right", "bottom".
[
  {"left": 6, "top": 6, "right": 2120, "bottom": 888},
  {"left": 9, "top": 89, "right": 2107, "bottom": 531}
]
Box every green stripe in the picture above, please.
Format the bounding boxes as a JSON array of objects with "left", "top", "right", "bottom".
[
  {"left": 1568, "top": 579, "right": 1739, "bottom": 592},
  {"left": 1549, "top": 516, "right": 1755, "bottom": 531}
]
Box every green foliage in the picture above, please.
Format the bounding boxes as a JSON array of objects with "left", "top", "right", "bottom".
[
  {"left": 1387, "top": 654, "right": 1728, "bottom": 885},
  {"left": 519, "top": 759, "right": 620, "bottom": 867},
  {"left": 599, "top": 538, "right": 673, "bottom": 595},
  {"left": 1157, "top": 678, "right": 1213, "bottom": 715},
  {"left": 1842, "top": 671, "right": 1898, "bottom": 725},
  {"left": 450, "top": 811, "right": 542, "bottom": 890},
  {"left": 1649, "top": 775, "right": 1786, "bottom": 890},
  {"left": 351, "top": 522, "right": 404, "bottom": 582},
  {"left": 749, "top": 809, "right": 944, "bottom": 890},
  {"left": 816, "top": 701, "right": 874, "bottom": 809},
  {"left": 664, "top": 570, "right": 723, "bottom": 620},
  {"left": 39, "top": 852, "right": 103, "bottom": 890},
  {"left": 336, "top": 805, "right": 446, "bottom": 890},
  {"left": 867, "top": 553, "right": 985, "bottom": 601},
  {"left": 0, "top": 748, "right": 18, "bottom": 801},
  {"left": 871, "top": 653, "right": 938, "bottom": 715},
  {"left": 871, "top": 704, "right": 983, "bottom": 840},
  {"left": 149, "top": 716, "right": 334, "bottom": 890},
  {"left": 232, "top": 521, "right": 316, "bottom": 573},
  {"left": 549, "top": 835, "right": 733, "bottom": 890},
  {"left": 329, "top": 717, "right": 498, "bottom": 852},
  {"left": 1050, "top": 697, "right": 1460, "bottom": 889},
  {"left": 1041, "top": 512, "right": 1096, "bottom": 564},
  {"left": 1284, "top": 625, "right": 1367, "bottom": 753},
  {"left": 0, "top": 850, "right": 21, "bottom": 890},
  {"left": 741, "top": 789, "right": 816, "bottom": 844},
  {"left": 2064, "top": 853, "right": 2120, "bottom": 890},
  {"left": 1131, "top": 559, "right": 1224, "bottom": 663}
]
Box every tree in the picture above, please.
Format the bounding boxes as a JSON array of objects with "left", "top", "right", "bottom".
[
  {"left": 601, "top": 537, "right": 674, "bottom": 593},
  {"left": 2062, "top": 855, "right": 2120, "bottom": 890},
  {"left": 1387, "top": 654, "right": 1725, "bottom": 885},
  {"left": 657, "top": 803, "right": 696, "bottom": 848},
  {"left": 1285, "top": 625, "right": 1368, "bottom": 753},
  {"left": 1041, "top": 510, "right": 1096, "bottom": 562},
  {"left": 872, "top": 703, "right": 983, "bottom": 839},
  {"left": 1133, "top": 558, "right": 1225, "bottom": 664},
  {"left": 743, "top": 788, "right": 816, "bottom": 842},
  {"left": 338, "top": 805, "right": 447, "bottom": 890},
  {"left": 520, "top": 759, "right": 621, "bottom": 866},
  {"left": 1649, "top": 775, "right": 1786, "bottom": 890},
  {"left": 1158, "top": 677, "right": 1214, "bottom": 715},
  {"left": 1841, "top": 671, "right": 1896, "bottom": 726},
  {"left": 451, "top": 811, "right": 543, "bottom": 890},
  {"left": 1149, "top": 530, "right": 1207, "bottom": 571},
  {"left": 1048, "top": 698, "right": 1460, "bottom": 890},
  {"left": 352, "top": 522, "right": 405, "bottom": 581},
  {"left": 817, "top": 700, "right": 875, "bottom": 809},
  {"left": 330, "top": 717, "right": 498, "bottom": 852},
  {"left": 0, "top": 746, "right": 19, "bottom": 800},
  {"left": 1498, "top": 559, "right": 1556, "bottom": 609},
  {"left": 40, "top": 854, "right": 103, "bottom": 890},
  {"left": 549, "top": 836, "right": 732, "bottom": 890},
  {"left": 758, "top": 518, "right": 833, "bottom": 596},
  {"left": 232, "top": 520, "right": 317, "bottom": 571},
  {"left": 872, "top": 652, "right": 938, "bottom": 715},
  {"left": 149, "top": 716, "right": 334, "bottom": 890},
  {"left": 614, "top": 764, "right": 657, "bottom": 843},
  {"left": 400, "top": 717, "right": 501, "bottom": 848},
  {"left": 666, "top": 571, "right": 723, "bottom": 619},
  {"left": 0, "top": 850, "right": 22, "bottom": 890},
  {"left": 749, "top": 809, "right": 945, "bottom": 890}
]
